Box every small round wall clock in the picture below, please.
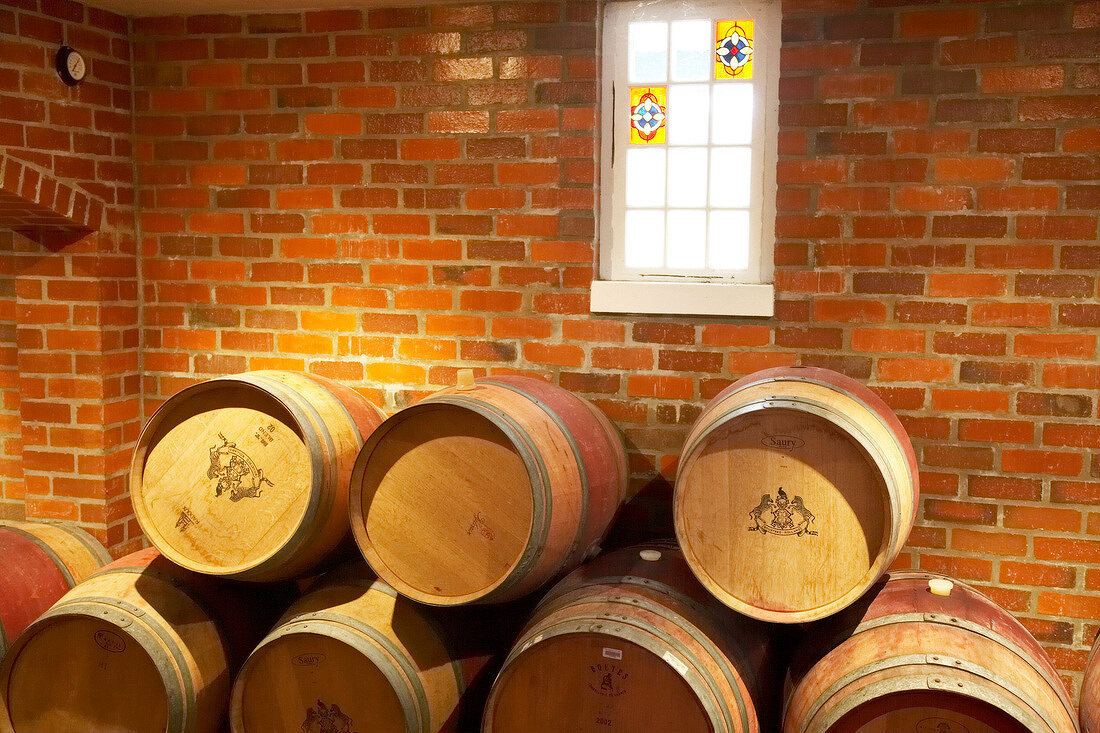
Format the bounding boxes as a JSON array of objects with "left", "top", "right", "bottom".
[{"left": 55, "top": 45, "right": 86, "bottom": 86}]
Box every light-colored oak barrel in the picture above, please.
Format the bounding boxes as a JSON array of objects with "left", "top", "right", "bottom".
[
  {"left": 0, "top": 548, "right": 283, "bottom": 733},
  {"left": 783, "top": 571, "right": 1078, "bottom": 733},
  {"left": 349, "top": 375, "right": 628, "bottom": 605},
  {"left": 482, "top": 542, "right": 778, "bottom": 733},
  {"left": 130, "top": 370, "right": 386, "bottom": 582},
  {"left": 1081, "top": 632, "right": 1100, "bottom": 732},
  {"left": 674, "top": 365, "right": 918, "bottom": 623},
  {"left": 229, "top": 562, "right": 494, "bottom": 733},
  {"left": 0, "top": 521, "right": 111, "bottom": 660}
]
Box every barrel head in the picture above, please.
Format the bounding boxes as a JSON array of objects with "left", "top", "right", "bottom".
[
  {"left": 138, "top": 406, "right": 312, "bottom": 574},
  {"left": 354, "top": 405, "right": 535, "bottom": 604},
  {"left": 485, "top": 633, "right": 711, "bottom": 733}
]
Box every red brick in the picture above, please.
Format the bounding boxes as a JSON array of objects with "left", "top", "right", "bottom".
[
  {"left": 924, "top": 499, "right": 996, "bottom": 525},
  {"left": 1001, "top": 562, "right": 1076, "bottom": 589},
  {"left": 1004, "top": 505, "right": 1081, "bottom": 533},
  {"left": 941, "top": 36, "right": 1017, "bottom": 65},
  {"left": 1002, "top": 449, "right": 1084, "bottom": 477}
]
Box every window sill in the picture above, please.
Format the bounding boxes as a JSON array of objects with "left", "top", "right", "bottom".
[{"left": 590, "top": 279, "right": 774, "bottom": 317}]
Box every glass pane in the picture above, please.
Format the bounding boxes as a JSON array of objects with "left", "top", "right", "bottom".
[
  {"left": 667, "top": 148, "right": 708, "bottom": 208},
  {"left": 711, "top": 84, "right": 753, "bottom": 145},
  {"left": 625, "top": 148, "right": 667, "bottom": 207},
  {"left": 709, "top": 147, "right": 752, "bottom": 208},
  {"left": 629, "top": 22, "right": 668, "bottom": 83},
  {"left": 671, "top": 20, "right": 711, "bottom": 82},
  {"left": 629, "top": 86, "right": 667, "bottom": 145},
  {"left": 709, "top": 210, "right": 750, "bottom": 270},
  {"left": 715, "top": 20, "right": 755, "bottom": 80},
  {"left": 666, "top": 210, "right": 707, "bottom": 269},
  {"left": 668, "top": 84, "right": 709, "bottom": 145},
  {"left": 625, "top": 210, "right": 665, "bottom": 268}
]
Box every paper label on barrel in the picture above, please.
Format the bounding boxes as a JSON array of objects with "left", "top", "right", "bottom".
[
  {"left": 602, "top": 647, "right": 623, "bottom": 660},
  {"left": 662, "top": 651, "right": 688, "bottom": 676}
]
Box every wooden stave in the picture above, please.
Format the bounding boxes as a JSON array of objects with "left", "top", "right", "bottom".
[
  {"left": 229, "top": 570, "right": 481, "bottom": 733},
  {"left": 0, "top": 521, "right": 112, "bottom": 661},
  {"left": 783, "top": 571, "right": 1078, "bottom": 733},
  {"left": 349, "top": 376, "right": 626, "bottom": 606},
  {"left": 674, "top": 365, "right": 919, "bottom": 623},
  {"left": 480, "top": 376, "right": 628, "bottom": 567},
  {"left": 482, "top": 543, "right": 775, "bottom": 733},
  {"left": 1082, "top": 632, "right": 1100, "bottom": 733},
  {"left": 130, "top": 370, "right": 382, "bottom": 582},
  {"left": 0, "top": 549, "right": 237, "bottom": 733}
]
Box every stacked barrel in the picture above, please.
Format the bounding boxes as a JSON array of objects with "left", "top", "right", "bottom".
[{"left": 0, "top": 365, "right": 1083, "bottom": 732}]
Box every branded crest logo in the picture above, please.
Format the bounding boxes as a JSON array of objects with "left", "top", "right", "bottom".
[
  {"left": 302, "top": 700, "right": 356, "bottom": 733},
  {"left": 207, "top": 433, "right": 273, "bottom": 502},
  {"left": 748, "top": 487, "right": 818, "bottom": 536},
  {"left": 587, "top": 662, "right": 629, "bottom": 697}
]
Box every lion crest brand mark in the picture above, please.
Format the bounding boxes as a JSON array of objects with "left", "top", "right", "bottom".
[
  {"left": 467, "top": 511, "right": 495, "bottom": 541},
  {"left": 93, "top": 630, "right": 126, "bottom": 653},
  {"left": 302, "top": 700, "right": 356, "bottom": 733},
  {"left": 587, "top": 662, "right": 628, "bottom": 697},
  {"left": 175, "top": 506, "right": 198, "bottom": 532},
  {"left": 207, "top": 433, "right": 273, "bottom": 502},
  {"left": 748, "top": 487, "right": 818, "bottom": 536}
]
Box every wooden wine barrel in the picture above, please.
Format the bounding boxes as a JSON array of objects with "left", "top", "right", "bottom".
[
  {"left": 783, "top": 571, "right": 1078, "bottom": 733},
  {"left": 0, "top": 520, "right": 111, "bottom": 660},
  {"left": 1081, "top": 631, "right": 1100, "bottom": 732},
  {"left": 0, "top": 548, "right": 282, "bottom": 733},
  {"left": 229, "top": 562, "right": 494, "bottom": 733},
  {"left": 130, "top": 370, "right": 386, "bottom": 582},
  {"left": 674, "top": 365, "right": 918, "bottom": 623},
  {"left": 349, "top": 375, "right": 628, "bottom": 605},
  {"left": 482, "top": 543, "right": 778, "bottom": 733}
]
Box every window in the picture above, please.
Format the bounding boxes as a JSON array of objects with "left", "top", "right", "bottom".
[{"left": 593, "top": 0, "right": 779, "bottom": 317}]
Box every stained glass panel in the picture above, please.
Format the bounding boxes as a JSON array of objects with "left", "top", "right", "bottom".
[
  {"left": 629, "top": 86, "right": 667, "bottom": 144},
  {"left": 715, "top": 20, "right": 754, "bottom": 80}
]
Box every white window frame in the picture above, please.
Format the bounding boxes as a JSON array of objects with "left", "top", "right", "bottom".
[{"left": 593, "top": 0, "right": 779, "bottom": 317}]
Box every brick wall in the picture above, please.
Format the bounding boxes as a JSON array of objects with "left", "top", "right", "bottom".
[
  {"left": 0, "top": 0, "right": 141, "bottom": 553},
  {"left": 2, "top": 0, "right": 1099, "bottom": 695}
]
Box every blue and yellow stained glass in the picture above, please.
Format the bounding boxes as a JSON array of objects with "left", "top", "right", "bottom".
[
  {"left": 629, "top": 86, "right": 667, "bottom": 144},
  {"left": 715, "top": 20, "right": 754, "bottom": 80}
]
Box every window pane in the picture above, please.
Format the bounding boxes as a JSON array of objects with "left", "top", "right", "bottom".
[
  {"left": 671, "top": 19, "right": 710, "bottom": 82},
  {"left": 715, "top": 20, "right": 755, "bottom": 80},
  {"left": 711, "top": 83, "right": 753, "bottom": 145},
  {"left": 666, "top": 210, "right": 707, "bottom": 269},
  {"left": 625, "top": 210, "right": 665, "bottom": 268},
  {"left": 629, "top": 22, "right": 668, "bottom": 83},
  {"left": 709, "top": 210, "right": 750, "bottom": 270},
  {"left": 667, "top": 148, "right": 708, "bottom": 208},
  {"left": 625, "top": 148, "right": 667, "bottom": 207},
  {"left": 629, "top": 86, "right": 667, "bottom": 145},
  {"left": 709, "top": 147, "right": 752, "bottom": 208},
  {"left": 667, "top": 84, "right": 709, "bottom": 145}
]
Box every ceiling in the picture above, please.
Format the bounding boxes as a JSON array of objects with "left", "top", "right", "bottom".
[{"left": 93, "top": 0, "right": 467, "bottom": 17}]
